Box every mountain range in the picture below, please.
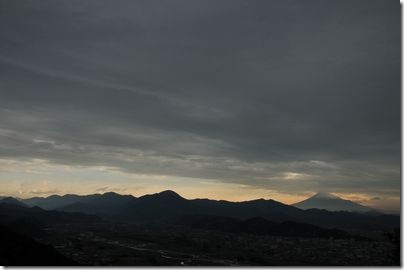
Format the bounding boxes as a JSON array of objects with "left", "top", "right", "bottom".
[
  {"left": 23, "top": 192, "right": 135, "bottom": 211},
  {"left": 9, "top": 190, "right": 398, "bottom": 231}
]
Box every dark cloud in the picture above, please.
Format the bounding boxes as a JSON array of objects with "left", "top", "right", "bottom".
[{"left": 0, "top": 0, "right": 400, "bottom": 197}]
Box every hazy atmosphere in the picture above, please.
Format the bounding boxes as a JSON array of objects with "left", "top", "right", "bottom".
[{"left": 0, "top": 0, "right": 400, "bottom": 212}]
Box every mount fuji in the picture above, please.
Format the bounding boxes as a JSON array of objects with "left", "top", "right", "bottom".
[{"left": 292, "top": 192, "right": 374, "bottom": 213}]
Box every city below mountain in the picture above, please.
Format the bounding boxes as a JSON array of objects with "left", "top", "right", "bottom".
[{"left": 0, "top": 190, "right": 399, "bottom": 266}]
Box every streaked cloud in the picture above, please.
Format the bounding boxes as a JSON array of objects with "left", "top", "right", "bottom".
[{"left": 0, "top": 0, "right": 399, "bottom": 211}]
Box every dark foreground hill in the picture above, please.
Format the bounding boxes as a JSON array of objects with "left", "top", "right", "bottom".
[
  {"left": 0, "top": 203, "right": 102, "bottom": 229},
  {"left": 0, "top": 224, "right": 77, "bottom": 266},
  {"left": 176, "top": 215, "right": 367, "bottom": 240}
]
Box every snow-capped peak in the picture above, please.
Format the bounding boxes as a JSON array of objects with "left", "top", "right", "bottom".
[{"left": 312, "top": 192, "right": 339, "bottom": 199}]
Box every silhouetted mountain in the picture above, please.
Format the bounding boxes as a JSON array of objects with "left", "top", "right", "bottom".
[
  {"left": 115, "top": 190, "right": 304, "bottom": 222},
  {"left": 23, "top": 192, "right": 135, "bottom": 211},
  {"left": 117, "top": 191, "right": 399, "bottom": 231},
  {"left": 23, "top": 194, "right": 91, "bottom": 209},
  {"left": 177, "top": 215, "right": 366, "bottom": 240},
  {"left": 117, "top": 190, "right": 189, "bottom": 221},
  {"left": 57, "top": 192, "right": 135, "bottom": 215},
  {"left": 23, "top": 190, "right": 398, "bottom": 231},
  {"left": 293, "top": 192, "right": 373, "bottom": 213},
  {"left": 146, "top": 190, "right": 185, "bottom": 200},
  {"left": 0, "top": 197, "right": 27, "bottom": 207},
  {"left": 0, "top": 224, "right": 77, "bottom": 266}
]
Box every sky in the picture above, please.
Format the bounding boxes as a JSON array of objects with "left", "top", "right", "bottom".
[{"left": 0, "top": 0, "right": 400, "bottom": 213}]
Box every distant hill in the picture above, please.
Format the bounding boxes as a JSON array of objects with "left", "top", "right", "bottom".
[
  {"left": 293, "top": 192, "right": 374, "bottom": 213},
  {"left": 0, "top": 197, "right": 28, "bottom": 207},
  {"left": 56, "top": 192, "right": 135, "bottom": 215},
  {"left": 23, "top": 192, "right": 135, "bottom": 211},
  {"left": 23, "top": 194, "right": 93, "bottom": 209},
  {"left": 0, "top": 224, "right": 77, "bottom": 266}
]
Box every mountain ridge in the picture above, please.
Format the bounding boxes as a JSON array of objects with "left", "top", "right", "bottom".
[
  {"left": 0, "top": 197, "right": 28, "bottom": 208},
  {"left": 14, "top": 190, "right": 398, "bottom": 231}
]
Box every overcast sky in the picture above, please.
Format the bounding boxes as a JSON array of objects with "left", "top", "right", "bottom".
[{"left": 0, "top": 0, "right": 400, "bottom": 212}]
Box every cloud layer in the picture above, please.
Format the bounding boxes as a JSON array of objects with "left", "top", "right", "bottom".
[{"left": 0, "top": 0, "right": 400, "bottom": 203}]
